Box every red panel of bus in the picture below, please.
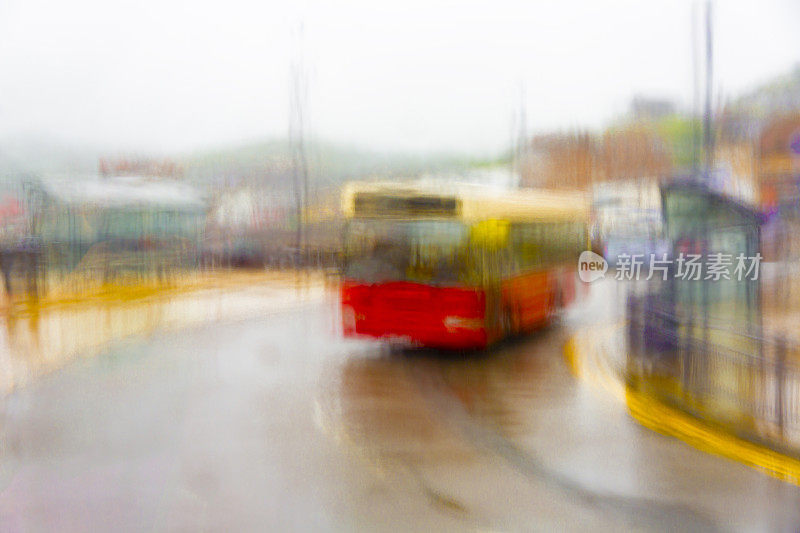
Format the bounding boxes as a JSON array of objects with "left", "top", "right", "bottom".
[
  {"left": 340, "top": 270, "right": 574, "bottom": 349},
  {"left": 341, "top": 281, "right": 489, "bottom": 349}
]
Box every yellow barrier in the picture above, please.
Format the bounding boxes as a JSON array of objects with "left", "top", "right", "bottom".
[
  {"left": 626, "top": 386, "right": 800, "bottom": 486},
  {"left": 566, "top": 324, "right": 800, "bottom": 487}
]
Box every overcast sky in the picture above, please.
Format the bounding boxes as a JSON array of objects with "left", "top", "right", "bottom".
[{"left": 0, "top": 0, "right": 798, "bottom": 155}]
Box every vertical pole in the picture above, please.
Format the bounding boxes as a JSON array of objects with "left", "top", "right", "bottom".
[
  {"left": 290, "top": 23, "right": 310, "bottom": 284},
  {"left": 290, "top": 64, "right": 302, "bottom": 276},
  {"left": 691, "top": 1, "right": 701, "bottom": 177},
  {"left": 703, "top": 0, "right": 714, "bottom": 177},
  {"left": 776, "top": 335, "right": 786, "bottom": 437},
  {"left": 513, "top": 82, "right": 526, "bottom": 188},
  {"left": 699, "top": 1, "right": 714, "bottom": 402}
]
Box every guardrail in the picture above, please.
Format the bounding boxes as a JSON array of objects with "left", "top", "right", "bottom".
[{"left": 627, "top": 292, "right": 800, "bottom": 456}]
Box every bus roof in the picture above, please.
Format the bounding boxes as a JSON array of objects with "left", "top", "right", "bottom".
[{"left": 342, "top": 181, "right": 589, "bottom": 223}]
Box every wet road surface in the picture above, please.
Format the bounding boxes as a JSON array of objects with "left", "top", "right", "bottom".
[{"left": 0, "top": 285, "right": 799, "bottom": 531}]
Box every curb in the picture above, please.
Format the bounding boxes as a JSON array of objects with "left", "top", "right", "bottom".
[
  {"left": 3, "top": 270, "right": 327, "bottom": 316},
  {"left": 566, "top": 323, "right": 800, "bottom": 487},
  {"left": 626, "top": 386, "right": 800, "bottom": 485}
]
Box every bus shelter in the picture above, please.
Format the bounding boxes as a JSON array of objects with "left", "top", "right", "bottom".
[
  {"left": 659, "top": 181, "right": 761, "bottom": 345},
  {"left": 628, "top": 180, "right": 764, "bottom": 423},
  {"left": 22, "top": 175, "right": 206, "bottom": 296}
]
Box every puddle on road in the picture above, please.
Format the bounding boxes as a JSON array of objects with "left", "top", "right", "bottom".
[{"left": 323, "top": 329, "right": 570, "bottom": 472}]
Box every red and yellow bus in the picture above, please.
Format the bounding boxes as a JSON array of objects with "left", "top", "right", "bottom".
[{"left": 340, "top": 182, "right": 589, "bottom": 349}]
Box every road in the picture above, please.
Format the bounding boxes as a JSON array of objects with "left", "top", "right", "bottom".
[{"left": 0, "top": 283, "right": 799, "bottom": 531}]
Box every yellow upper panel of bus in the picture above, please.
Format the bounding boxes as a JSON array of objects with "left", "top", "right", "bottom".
[{"left": 341, "top": 181, "right": 589, "bottom": 223}]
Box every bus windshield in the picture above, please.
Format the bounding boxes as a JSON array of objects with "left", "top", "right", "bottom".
[{"left": 343, "top": 219, "right": 477, "bottom": 285}]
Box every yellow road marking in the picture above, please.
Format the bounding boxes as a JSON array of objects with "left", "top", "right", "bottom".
[
  {"left": 6, "top": 269, "right": 326, "bottom": 316},
  {"left": 626, "top": 387, "right": 800, "bottom": 486},
  {"left": 566, "top": 324, "right": 800, "bottom": 487}
]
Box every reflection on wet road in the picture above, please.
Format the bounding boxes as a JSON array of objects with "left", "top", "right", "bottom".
[
  {"left": 0, "top": 285, "right": 799, "bottom": 530},
  {"left": 331, "top": 336, "right": 717, "bottom": 530},
  {"left": 0, "top": 280, "right": 321, "bottom": 394}
]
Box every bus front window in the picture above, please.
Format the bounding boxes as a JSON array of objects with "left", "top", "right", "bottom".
[{"left": 343, "top": 220, "right": 475, "bottom": 285}]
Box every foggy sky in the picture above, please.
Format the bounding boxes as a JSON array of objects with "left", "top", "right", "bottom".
[{"left": 0, "top": 0, "right": 798, "bottom": 155}]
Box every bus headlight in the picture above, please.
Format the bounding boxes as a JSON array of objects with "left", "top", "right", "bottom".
[
  {"left": 443, "top": 316, "right": 483, "bottom": 331},
  {"left": 342, "top": 305, "right": 357, "bottom": 333}
]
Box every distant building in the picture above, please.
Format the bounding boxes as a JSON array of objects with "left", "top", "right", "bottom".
[
  {"left": 99, "top": 157, "right": 184, "bottom": 179},
  {"left": 630, "top": 96, "right": 676, "bottom": 120},
  {"left": 211, "top": 186, "right": 289, "bottom": 230},
  {"left": 597, "top": 125, "right": 672, "bottom": 182},
  {"left": 25, "top": 175, "right": 207, "bottom": 292},
  {"left": 757, "top": 113, "right": 800, "bottom": 215},
  {"left": 519, "top": 126, "right": 672, "bottom": 190},
  {"left": 519, "top": 132, "right": 594, "bottom": 189}
]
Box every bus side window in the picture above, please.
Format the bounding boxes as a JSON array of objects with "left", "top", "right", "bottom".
[
  {"left": 540, "top": 222, "right": 552, "bottom": 266},
  {"left": 576, "top": 222, "right": 587, "bottom": 255},
  {"left": 516, "top": 222, "right": 542, "bottom": 272},
  {"left": 563, "top": 222, "right": 575, "bottom": 260},
  {"left": 556, "top": 222, "right": 564, "bottom": 261},
  {"left": 553, "top": 222, "right": 562, "bottom": 261},
  {"left": 508, "top": 223, "right": 524, "bottom": 273},
  {"left": 561, "top": 222, "right": 570, "bottom": 260},
  {"left": 525, "top": 223, "right": 541, "bottom": 270}
]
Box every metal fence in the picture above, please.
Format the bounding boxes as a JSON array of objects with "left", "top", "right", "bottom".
[{"left": 627, "top": 292, "right": 800, "bottom": 455}]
